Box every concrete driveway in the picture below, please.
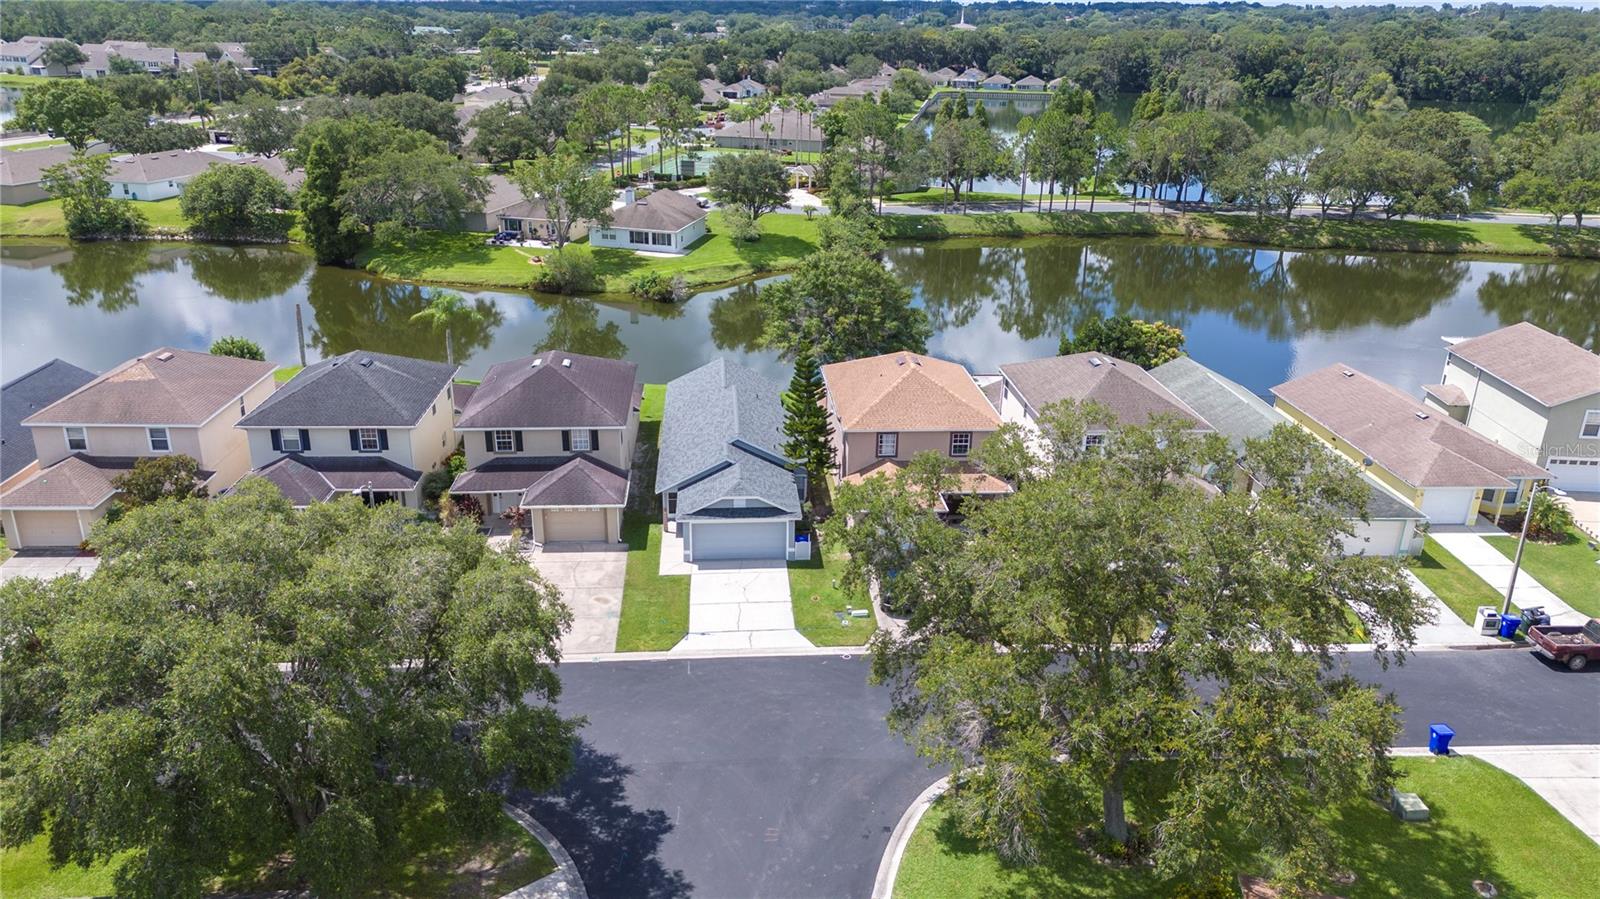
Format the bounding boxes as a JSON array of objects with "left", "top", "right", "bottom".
[
  {"left": 528, "top": 543, "right": 627, "bottom": 657},
  {"left": 1559, "top": 491, "right": 1600, "bottom": 542},
  {"left": 0, "top": 552, "right": 100, "bottom": 584}
]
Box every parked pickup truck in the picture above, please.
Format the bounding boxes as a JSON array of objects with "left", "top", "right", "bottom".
[{"left": 1529, "top": 618, "right": 1600, "bottom": 671}]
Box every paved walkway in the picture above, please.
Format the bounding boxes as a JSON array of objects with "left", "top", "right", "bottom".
[
  {"left": 1396, "top": 744, "right": 1600, "bottom": 844},
  {"left": 659, "top": 526, "right": 812, "bottom": 652},
  {"left": 524, "top": 543, "right": 627, "bottom": 657},
  {"left": 1400, "top": 571, "right": 1500, "bottom": 645},
  {"left": 1430, "top": 527, "right": 1586, "bottom": 624},
  {"left": 0, "top": 553, "right": 99, "bottom": 584},
  {"left": 1560, "top": 491, "right": 1600, "bottom": 542}
]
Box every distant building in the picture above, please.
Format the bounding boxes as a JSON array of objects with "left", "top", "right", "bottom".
[
  {"left": 589, "top": 189, "right": 708, "bottom": 255},
  {"left": 1014, "top": 74, "right": 1047, "bottom": 91},
  {"left": 807, "top": 76, "right": 892, "bottom": 110},
  {"left": 712, "top": 109, "right": 824, "bottom": 154},
  {"left": 1, "top": 143, "right": 107, "bottom": 205}
]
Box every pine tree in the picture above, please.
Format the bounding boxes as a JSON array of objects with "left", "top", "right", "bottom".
[{"left": 782, "top": 349, "right": 835, "bottom": 482}]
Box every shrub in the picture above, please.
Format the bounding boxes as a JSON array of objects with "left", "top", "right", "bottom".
[
  {"left": 721, "top": 205, "right": 760, "bottom": 242},
  {"left": 531, "top": 246, "right": 599, "bottom": 294},
  {"left": 1502, "top": 490, "right": 1577, "bottom": 541},
  {"left": 627, "top": 271, "right": 688, "bottom": 303},
  {"left": 419, "top": 468, "right": 455, "bottom": 513},
  {"left": 209, "top": 335, "right": 265, "bottom": 360}
]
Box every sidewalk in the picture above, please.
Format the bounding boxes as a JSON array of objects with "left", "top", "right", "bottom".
[
  {"left": 1395, "top": 744, "right": 1600, "bottom": 844},
  {"left": 1430, "top": 528, "right": 1585, "bottom": 624},
  {"left": 1399, "top": 570, "right": 1500, "bottom": 646}
]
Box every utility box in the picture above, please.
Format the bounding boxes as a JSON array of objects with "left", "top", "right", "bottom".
[
  {"left": 793, "top": 532, "right": 812, "bottom": 561},
  {"left": 1391, "top": 790, "right": 1431, "bottom": 822},
  {"left": 1474, "top": 606, "right": 1501, "bottom": 636}
]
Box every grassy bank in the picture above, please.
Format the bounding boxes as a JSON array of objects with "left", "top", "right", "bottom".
[
  {"left": 0, "top": 197, "right": 187, "bottom": 237},
  {"left": 896, "top": 755, "right": 1600, "bottom": 899}
]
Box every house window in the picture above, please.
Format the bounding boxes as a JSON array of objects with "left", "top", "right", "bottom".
[
  {"left": 651, "top": 232, "right": 672, "bottom": 246},
  {"left": 358, "top": 428, "right": 381, "bottom": 452},
  {"left": 493, "top": 430, "right": 516, "bottom": 452},
  {"left": 1582, "top": 410, "right": 1600, "bottom": 439},
  {"left": 1084, "top": 433, "right": 1106, "bottom": 451},
  {"left": 148, "top": 428, "right": 170, "bottom": 452},
  {"left": 65, "top": 427, "right": 88, "bottom": 451},
  {"left": 280, "top": 430, "right": 302, "bottom": 452},
  {"left": 600, "top": 230, "right": 616, "bottom": 241},
  {"left": 949, "top": 432, "right": 972, "bottom": 457},
  {"left": 570, "top": 430, "right": 592, "bottom": 452},
  {"left": 876, "top": 433, "right": 898, "bottom": 457},
  {"left": 629, "top": 230, "right": 650, "bottom": 245}
]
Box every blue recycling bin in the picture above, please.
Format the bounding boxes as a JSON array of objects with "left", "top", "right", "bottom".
[
  {"left": 1428, "top": 723, "right": 1454, "bottom": 756},
  {"left": 1498, "top": 613, "right": 1523, "bottom": 638}
]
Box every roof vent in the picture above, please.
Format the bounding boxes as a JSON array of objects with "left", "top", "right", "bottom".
[
  {"left": 1414, "top": 411, "right": 1430, "bottom": 421},
  {"left": 330, "top": 359, "right": 341, "bottom": 367},
  {"left": 1088, "top": 357, "right": 1102, "bottom": 367},
  {"left": 1341, "top": 369, "right": 1355, "bottom": 377},
  {"left": 155, "top": 351, "right": 175, "bottom": 362},
  {"left": 358, "top": 357, "right": 373, "bottom": 368},
  {"left": 561, "top": 358, "right": 572, "bottom": 368},
  {"left": 895, "top": 354, "right": 907, "bottom": 366},
  {"left": 531, "top": 358, "right": 542, "bottom": 367}
]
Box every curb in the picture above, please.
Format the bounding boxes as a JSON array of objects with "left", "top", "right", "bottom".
[
  {"left": 502, "top": 803, "right": 589, "bottom": 899},
  {"left": 870, "top": 776, "right": 950, "bottom": 899},
  {"left": 565, "top": 644, "right": 865, "bottom": 663}
]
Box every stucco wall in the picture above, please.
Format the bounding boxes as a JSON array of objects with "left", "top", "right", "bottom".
[
  {"left": 837, "top": 429, "right": 991, "bottom": 476},
  {"left": 1443, "top": 358, "right": 1550, "bottom": 464},
  {"left": 462, "top": 427, "right": 630, "bottom": 470}
]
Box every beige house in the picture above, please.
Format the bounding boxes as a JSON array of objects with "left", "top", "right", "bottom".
[
  {"left": 997, "top": 352, "right": 1213, "bottom": 449},
  {"left": 235, "top": 351, "right": 460, "bottom": 509},
  {"left": 0, "top": 348, "right": 275, "bottom": 548},
  {"left": 1273, "top": 364, "right": 1548, "bottom": 526},
  {"left": 820, "top": 351, "right": 1003, "bottom": 483},
  {"left": 1423, "top": 322, "right": 1600, "bottom": 495},
  {"left": 450, "top": 351, "right": 640, "bottom": 545}
]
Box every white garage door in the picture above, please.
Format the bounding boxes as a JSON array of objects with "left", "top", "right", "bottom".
[
  {"left": 1420, "top": 487, "right": 1477, "bottom": 526},
  {"left": 543, "top": 509, "right": 608, "bottom": 543},
  {"left": 1547, "top": 458, "right": 1600, "bottom": 493},
  {"left": 691, "top": 522, "right": 788, "bottom": 561},
  {"left": 1341, "top": 518, "right": 1409, "bottom": 557},
  {"left": 16, "top": 511, "right": 83, "bottom": 547}
]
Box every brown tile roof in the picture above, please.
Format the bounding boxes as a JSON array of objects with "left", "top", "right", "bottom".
[
  {"left": 1421, "top": 383, "right": 1469, "bottom": 407},
  {"left": 449, "top": 455, "right": 629, "bottom": 507},
  {"left": 250, "top": 455, "right": 421, "bottom": 506},
  {"left": 0, "top": 454, "right": 134, "bottom": 509},
  {"left": 822, "top": 352, "right": 1001, "bottom": 432},
  {"left": 1271, "top": 364, "right": 1549, "bottom": 490},
  {"left": 607, "top": 189, "right": 707, "bottom": 233},
  {"left": 999, "top": 353, "right": 1211, "bottom": 430},
  {"left": 23, "top": 347, "right": 274, "bottom": 427},
  {"left": 1447, "top": 322, "right": 1600, "bottom": 407},
  {"left": 455, "top": 351, "right": 638, "bottom": 430}
]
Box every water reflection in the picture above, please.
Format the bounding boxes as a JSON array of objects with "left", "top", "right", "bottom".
[{"left": 1, "top": 238, "right": 1592, "bottom": 399}]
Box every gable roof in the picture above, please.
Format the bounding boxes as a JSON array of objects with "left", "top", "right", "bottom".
[
  {"left": 108, "top": 150, "right": 221, "bottom": 184},
  {"left": 1015, "top": 74, "right": 1047, "bottom": 88},
  {"left": 479, "top": 174, "right": 553, "bottom": 220},
  {"left": 1446, "top": 322, "right": 1600, "bottom": 407},
  {"left": 822, "top": 352, "right": 1001, "bottom": 432},
  {"left": 251, "top": 454, "right": 422, "bottom": 506},
  {"left": 456, "top": 350, "right": 638, "bottom": 430},
  {"left": 2, "top": 359, "right": 97, "bottom": 482},
  {"left": 1271, "top": 364, "right": 1549, "bottom": 490},
  {"left": 1150, "top": 356, "right": 1422, "bottom": 522},
  {"left": 237, "top": 350, "right": 457, "bottom": 428},
  {"left": 607, "top": 189, "right": 707, "bottom": 233},
  {"left": 24, "top": 347, "right": 274, "bottom": 427},
  {"left": 450, "top": 455, "right": 629, "bottom": 507},
  {"left": 999, "top": 353, "right": 1210, "bottom": 431},
  {"left": 956, "top": 67, "right": 987, "bottom": 80},
  {"left": 981, "top": 73, "right": 1013, "bottom": 85},
  {"left": 655, "top": 358, "right": 799, "bottom": 518},
  {"left": 0, "top": 143, "right": 101, "bottom": 186}
]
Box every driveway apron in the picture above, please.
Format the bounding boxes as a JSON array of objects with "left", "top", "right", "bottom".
[
  {"left": 675, "top": 560, "right": 812, "bottom": 653},
  {"left": 529, "top": 543, "right": 628, "bottom": 657}
]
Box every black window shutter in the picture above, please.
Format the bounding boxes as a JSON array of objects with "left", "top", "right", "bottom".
[
  {"left": 378, "top": 429, "right": 389, "bottom": 451},
  {"left": 589, "top": 429, "right": 599, "bottom": 452},
  {"left": 270, "top": 429, "right": 282, "bottom": 451},
  {"left": 349, "top": 429, "right": 360, "bottom": 450},
  {"left": 560, "top": 430, "right": 570, "bottom": 451},
  {"left": 485, "top": 431, "right": 494, "bottom": 452},
  {"left": 299, "top": 429, "right": 311, "bottom": 451},
  {"left": 513, "top": 431, "right": 524, "bottom": 451}
]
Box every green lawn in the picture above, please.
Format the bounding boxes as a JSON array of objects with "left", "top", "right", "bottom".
[
  {"left": 0, "top": 197, "right": 187, "bottom": 237},
  {"left": 274, "top": 365, "right": 303, "bottom": 383},
  {"left": 2, "top": 138, "right": 67, "bottom": 151},
  {"left": 896, "top": 755, "right": 1600, "bottom": 899},
  {"left": 1408, "top": 537, "right": 1508, "bottom": 626},
  {"left": 614, "top": 517, "right": 690, "bottom": 651},
  {"left": 1485, "top": 524, "right": 1600, "bottom": 618},
  {"left": 2, "top": 792, "right": 552, "bottom": 899},
  {"left": 788, "top": 536, "right": 875, "bottom": 647},
  {"left": 886, "top": 187, "right": 1122, "bottom": 206},
  {"left": 360, "top": 211, "right": 822, "bottom": 294},
  {"left": 0, "top": 73, "right": 51, "bottom": 87}
]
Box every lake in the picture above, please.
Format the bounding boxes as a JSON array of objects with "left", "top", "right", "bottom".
[{"left": 2, "top": 238, "right": 1594, "bottom": 399}]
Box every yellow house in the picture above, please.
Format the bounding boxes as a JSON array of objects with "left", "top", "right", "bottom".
[{"left": 1272, "top": 364, "right": 1548, "bottom": 527}]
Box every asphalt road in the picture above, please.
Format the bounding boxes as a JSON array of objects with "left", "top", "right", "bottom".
[{"left": 517, "top": 649, "right": 1598, "bottom": 899}]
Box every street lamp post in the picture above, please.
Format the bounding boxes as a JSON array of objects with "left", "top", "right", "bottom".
[{"left": 1501, "top": 483, "right": 1567, "bottom": 616}]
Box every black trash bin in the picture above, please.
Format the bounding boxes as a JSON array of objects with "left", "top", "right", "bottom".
[{"left": 1521, "top": 606, "right": 1551, "bottom": 629}]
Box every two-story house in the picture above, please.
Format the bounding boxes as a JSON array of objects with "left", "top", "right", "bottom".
[
  {"left": 820, "top": 352, "right": 1010, "bottom": 514},
  {"left": 996, "top": 352, "right": 1214, "bottom": 448},
  {"left": 235, "top": 351, "right": 459, "bottom": 509},
  {"left": 1422, "top": 322, "right": 1600, "bottom": 495},
  {"left": 0, "top": 348, "right": 274, "bottom": 548},
  {"left": 449, "top": 351, "right": 640, "bottom": 545}
]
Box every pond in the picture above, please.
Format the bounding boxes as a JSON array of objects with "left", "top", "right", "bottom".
[{"left": 2, "top": 237, "right": 1594, "bottom": 400}]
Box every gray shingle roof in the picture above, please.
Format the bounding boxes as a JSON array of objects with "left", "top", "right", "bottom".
[
  {"left": 608, "top": 189, "right": 708, "bottom": 233},
  {"left": 1150, "top": 356, "right": 1421, "bottom": 522},
  {"left": 449, "top": 456, "right": 629, "bottom": 507},
  {"left": 24, "top": 347, "right": 274, "bottom": 427},
  {"left": 0, "top": 144, "right": 102, "bottom": 187},
  {"left": 237, "top": 350, "right": 457, "bottom": 428},
  {"left": 2, "top": 359, "right": 96, "bottom": 482},
  {"left": 1000, "top": 353, "right": 1211, "bottom": 430},
  {"left": 655, "top": 359, "right": 800, "bottom": 517},
  {"left": 456, "top": 351, "right": 638, "bottom": 430},
  {"left": 250, "top": 454, "right": 422, "bottom": 506}
]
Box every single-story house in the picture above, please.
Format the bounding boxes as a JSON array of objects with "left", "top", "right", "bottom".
[
  {"left": 1047, "top": 76, "right": 1067, "bottom": 90},
  {"left": 699, "top": 78, "right": 728, "bottom": 106},
  {"left": 1014, "top": 74, "right": 1047, "bottom": 91},
  {"left": 465, "top": 174, "right": 586, "bottom": 242},
  {"left": 1150, "top": 356, "right": 1427, "bottom": 557},
  {"left": 950, "top": 67, "right": 986, "bottom": 89},
  {"left": 722, "top": 77, "right": 766, "bottom": 99},
  {"left": 1422, "top": 322, "right": 1600, "bottom": 495},
  {"left": 589, "top": 189, "right": 708, "bottom": 255},
  {"left": 106, "top": 150, "right": 219, "bottom": 201},
  {"left": 711, "top": 109, "right": 825, "bottom": 153},
  {"left": 1, "top": 143, "right": 105, "bottom": 205},
  {"left": 980, "top": 73, "right": 1013, "bottom": 90},
  {"left": 926, "top": 66, "right": 960, "bottom": 87},
  {"left": 1, "top": 358, "right": 97, "bottom": 495},
  {"left": 655, "top": 358, "right": 804, "bottom": 562},
  {"left": 1272, "top": 364, "right": 1549, "bottom": 526},
  {"left": 808, "top": 76, "right": 894, "bottom": 110}
]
